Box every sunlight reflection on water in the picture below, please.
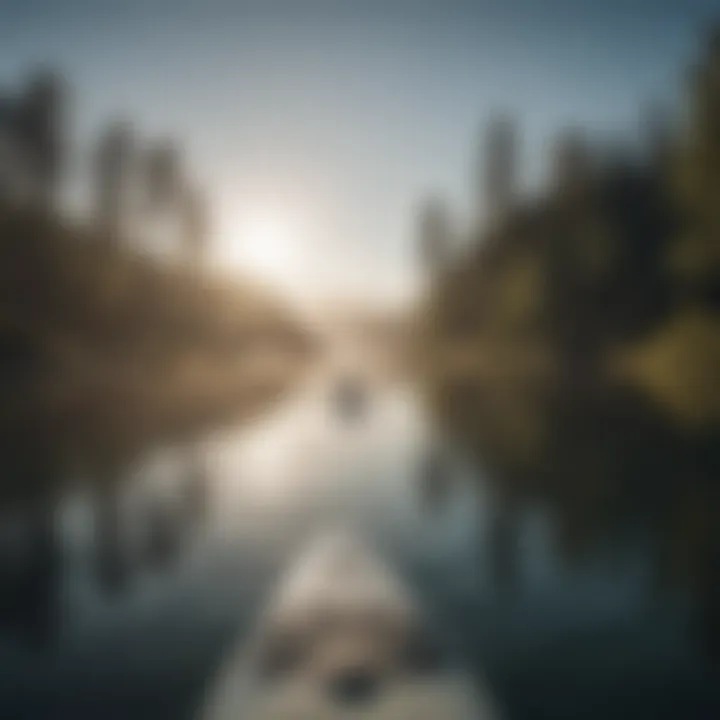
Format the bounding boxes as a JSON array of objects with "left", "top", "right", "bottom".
[{"left": 0, "top": 368, "right": 718, "bottom": 720}]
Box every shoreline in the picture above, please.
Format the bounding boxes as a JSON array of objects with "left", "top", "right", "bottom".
[{"left": 0, "top": 348, "right": 316, "bottom": 507}]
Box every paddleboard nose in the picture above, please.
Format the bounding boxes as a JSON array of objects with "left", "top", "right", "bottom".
[{"left": 200, "top": 532, "right": 498, "bottom": 720}]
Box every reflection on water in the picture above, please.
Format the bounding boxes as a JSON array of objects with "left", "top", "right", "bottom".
[
  {"left": 0, "top": 372, "right": 718, "bottom": 719},
  {"left": 418, "top": 446, "right": 454, "bottom": 513},
  {"left": 93, "top": 483, "right": 130, "bottom": 596},
  {"left": 486, "top": 492, "right": 521, "bottom": 591},
  {"left": 426, "top": 376, "right": 720, "bottom": 718},
  {"left": 0, "top": 504, "right": 60, "bottom": 648}
]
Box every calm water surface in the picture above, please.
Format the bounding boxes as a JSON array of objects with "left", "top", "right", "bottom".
[{"left": 0, "top": 368, "right": 717, "bottom": 720}]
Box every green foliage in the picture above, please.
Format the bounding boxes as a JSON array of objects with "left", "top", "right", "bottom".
[
  {"left": 419, "top": 28, "right": 720, "bottom": 655},
  {"left": 614, "top": 308, "right": 720, "bottom": 427},
  {"left": 672, "top": 24, "right": 720, "bottom": 293},
  {"left": 422, "top": 27, "right": 720, "bottom": 431}
]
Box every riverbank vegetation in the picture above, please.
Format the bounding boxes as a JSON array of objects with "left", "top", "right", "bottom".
[
  {"left": 418, "top": 26, "right": 720, "bottom": 664},
  {"left": 0, "top": 199, "right": 316, "bottom": 504},
  {"left": 420, "top": 26, "right": 720, "bottom": 431},
  {"left": 0, "top": 68, "right": 317, "bottom": 503}
]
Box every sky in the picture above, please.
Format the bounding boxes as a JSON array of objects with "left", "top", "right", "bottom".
[{"left": 0, "top": 0, "right": 717, "bottom": 309}]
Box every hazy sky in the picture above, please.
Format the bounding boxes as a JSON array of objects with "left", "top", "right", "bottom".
[{"left": 1, "top": 0, "right": 716, "bottom": 307}]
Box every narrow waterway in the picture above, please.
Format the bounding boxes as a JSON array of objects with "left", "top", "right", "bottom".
[{"left": 0, "top": 361, "right": 717, "bottom": 720}]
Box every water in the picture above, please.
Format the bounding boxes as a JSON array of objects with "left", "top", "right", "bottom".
[{"left": 0, "top": 368, "right": 718, "bottom": 720}]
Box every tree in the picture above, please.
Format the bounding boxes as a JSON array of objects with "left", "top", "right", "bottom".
[
  {"left": 672, "top": 24, "right": 720, "bottom": 301},
  {"left": 144, "top": 141, "right": 181, "bottom": 212},
  {"left": 181, "top": 182, "right": 208, "bottom": 267},
  {"left": 0, "top": 93, "right": 25, "bottom": 201},
  {"left": 94, "top": 120, "right": 135, "bottom": 240},
  {"left": 479, "top": 112, "right": 519, "bottom": 229},
  {"left": 640, "top": 101, "right": 674, "bottom": 171},
  {"left": 550, "top": 128, "right": 591, "bottom": 202},
  {"left": 2, "top": 68, "right": 67, "bottom": 211},
  {"left": 418, "top": 195, "right": 453, "bottom": 272}
]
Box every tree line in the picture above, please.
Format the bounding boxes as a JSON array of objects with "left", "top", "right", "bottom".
[
  {"left": 0, "top": 67, "right": 207, "bottom": 262},
  {"left": 0, "top": 67, "right": 313, "bottom": 468},
  {"left": 419, "top": 25, "right": 720, "bottom": 428}
]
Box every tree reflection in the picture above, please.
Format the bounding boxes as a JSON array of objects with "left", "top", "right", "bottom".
[
  {"left": 180, "top": 449, "right": 209, "bottom": 529},
  {"left": 417, "top": 446, "right": 453, "bottom": 513},
  {"left": 144, "top": 490, "right": 182, "bottom": 570},
  {"left": 93, "top": 477, "right": 131, "bottom": 596},
  {"left": 487, "top": 491, "right": 520, "bottom": 590},
  {"left": 0, "top": 504, "right": 62, "bottom": 648},
  {"left": 427, "top": 376, "right": 720, "bottom": 665}
]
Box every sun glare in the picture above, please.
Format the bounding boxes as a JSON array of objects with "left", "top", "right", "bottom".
[
  {"left": 218, "top": 208, "right": 306, "bottom": 286},
  {"left": 243, "top": 216, "right": 296, "bottom": 272}
]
